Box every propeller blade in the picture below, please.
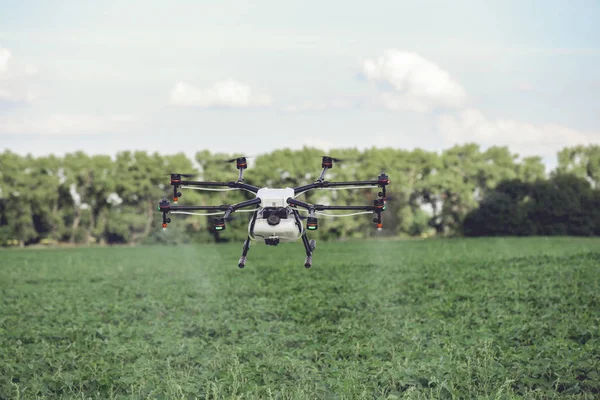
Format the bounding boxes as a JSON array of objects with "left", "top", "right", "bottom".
[
  {"left": 322, "top": 155, "right": 356, "bottom": 163},
  {"left": 209, "top": 155, "right": 255, "bottom": 164},
  {"left": 166, "top": 173, "right": 197, "bottom": 178}
]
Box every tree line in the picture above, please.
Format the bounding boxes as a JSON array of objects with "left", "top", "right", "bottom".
[{"left": 1, "top": 144, "right": 599, "bottom": 246}]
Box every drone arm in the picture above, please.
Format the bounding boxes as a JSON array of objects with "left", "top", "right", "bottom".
[
  {"left": 158, "top": 197, "right": 261, "bottom": 229},
  {"left": 287, "top": 197, "right": 385, "bottom": 229},
  {"left": 294, "top": 176, "right": 389, "bottom": 196},
  {"left": 158, "top": 199, "right": 230, "bottom": 228},
  {"left": 287, "top": 198, "right": 315, "bottom": 212},
  {"left": 316, "top": 166, "right": 329, "bottom": 182},
  {"left": 294, "top": 180, "right": 376, "bottom": 194},
  {"left": 231, "top": 197, "right": 262, "bottom": 210},
  {"left": 179, "top": 180, "right": 260, "bottom": 193},
  {"left": 169, "top": 205, "right": 230, "bottom": 211},
  {"left": 222, "top": 197, "right": 262, "bottom": 220},
  {"left": 287, "top": 198, "right": 381, "bottom": 212},
  {"left": 316, "top": 204, "right": 376, "bottom": 211},
  {"left": 212, "top": 197, "right": 261, "bottom": 231}
]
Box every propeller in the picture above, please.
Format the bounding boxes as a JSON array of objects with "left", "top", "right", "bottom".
[
  {"left": 166, "top": 173, "right": 197, "bottom": 178},
  {"left": 323, "top": 155, "right": 346, "bottom": 163},
  {"left": 209, "top": 155, "right": 255, "bottom": 164},
  {"left": 321, "top": 155, "right": 361, "bottom": 168}
]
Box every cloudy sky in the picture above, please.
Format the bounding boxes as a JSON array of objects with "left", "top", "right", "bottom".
[{"left": 1, "top": 0, "right": 599, "bottom": 168}]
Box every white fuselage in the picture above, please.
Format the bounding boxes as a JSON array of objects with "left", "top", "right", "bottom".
[{"left": 248, "top": 188, "right": 304, "bottom": 243}]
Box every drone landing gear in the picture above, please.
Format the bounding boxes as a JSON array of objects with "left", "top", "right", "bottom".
[
  {"left": 238, "top": 236, "right": 251, "bottom": 268},
  {"left": 301, "top": 233, "right": 316, "bottom": 268}
]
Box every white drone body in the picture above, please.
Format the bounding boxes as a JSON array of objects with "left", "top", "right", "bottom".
[{"left": 249, "top": 188, "right": 303, "bottom": 244}]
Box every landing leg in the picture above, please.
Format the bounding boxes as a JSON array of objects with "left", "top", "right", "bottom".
[
  {"left": 301, "top": 233, "right": 316, "bottom": 268},
  {"left": 238, "top": 236, "right": 251, "bottom": 268}
]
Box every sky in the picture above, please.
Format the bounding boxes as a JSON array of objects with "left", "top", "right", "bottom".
[{"left": 1, "top": 0, "right": 599, "bottom": 169}]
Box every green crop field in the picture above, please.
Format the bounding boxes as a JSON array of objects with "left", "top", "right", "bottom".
[{"left": 1, "top": 237, "right": 599, "bottom": 399}]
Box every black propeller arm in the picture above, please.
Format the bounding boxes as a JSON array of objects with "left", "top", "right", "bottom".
[
  {"left": 167, "top": 158, "right": 256, "bottom": 202},
  {"left": 287, "top": 196, "right": 386, "bottom": 229},
  {"left": 169, "top": 179, "right": 261, "bottom": 201},
  {"left": 287, "top": 198, "right": 378, "bottom": 212},
  {"left": 293, "top": 175, "right": 389, "bottom": 196},
  {"left": 223, "top": 198, "right": 261, "bottom": 219},
  {"left": 159, "top": 197, "right": 261, "bottom": 230},
  {"left": 175, "top": 180, "right": 259, "bottom": 192},
  {"left": 158, "top": 199, "right": 230, "bottom": 228},
  {"left": 213, "top": 197, "right": 262, "bottom": 231}
]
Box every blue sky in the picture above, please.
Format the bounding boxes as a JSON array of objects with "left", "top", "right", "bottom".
[{"left": 1, "top": 0, "right": 599, "bottom": 168}]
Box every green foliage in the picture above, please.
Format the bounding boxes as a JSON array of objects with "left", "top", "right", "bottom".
[
  {"left": 556, "top": 145, "right": 600, "bottom": 189},
  {"left": 0, "top": 145, "right": 597, "bottom": 247},
  {"left": 464, "top": 174, "right": 600, "bottom": 237},
  {"left": 1, "top": 237, "right": 599, "bottom": 398}
]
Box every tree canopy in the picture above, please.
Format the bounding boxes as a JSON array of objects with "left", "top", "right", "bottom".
[{"left": 1, "top": 144, "right": 598, "bottom": 246}]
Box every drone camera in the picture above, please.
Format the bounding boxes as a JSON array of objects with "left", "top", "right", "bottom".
[
  {"left": 213, "top": 217, "right": 226, "bottom": 231},
  {"left": 307, "top": 217, "right": 318, "bottom": 230},
  {"left": 263, "top": 207, "right": 287, "bottom": 226},
  {"left": 265, "top": 237, "right": 280, "bottom": 246},
  {"left": 267, "top": 214, "right": 281, "bottom": 226}
]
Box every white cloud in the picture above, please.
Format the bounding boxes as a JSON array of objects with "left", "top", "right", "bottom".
[
  {"left": 0, "top": 47, "right": 38, "bottom": 104},
  {"left": 361, "top": 49, "right": 466, "bottom": 112},
  {"left": 358, "top": 49, "right": 600, "bottom": 156},
  {"left": 515, "top": 82, "right": 535, "bottom": 92},
  {"left": 0, "top": 48, "right": 10, "bottom": 74},
  {"left": 0, "top": 114, "right": 137, "bottom": 135},
  {"left": 438, "top": 108, "right": 600, "bottom": 156},
  {"left": 169, "top": 79, "right": 272, "bottom": 108},
  {"left": 282, "top": 98, "right": 356, "bottom": 112}
]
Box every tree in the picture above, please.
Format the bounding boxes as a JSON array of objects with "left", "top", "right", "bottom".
[
  {"left": 27, "top": 155, "right": 64, "bottom": 242},
  {"left": 517, "top": 156, "right": 546, "bottom": 182},
  {"left": 63, "top": 152, "right": 95, "bottom": 244},
  {"left": 556, "top": 145, "right": 600, "bottom": 189},
  {"left": 0, "top": 151, "right": 38, "bottom": 246},
  {"left": 464, "top": 173, "right": 600, "bottom": 237},
  {"left": 2, "top": 144, "right": 600, "bottom": 246}
]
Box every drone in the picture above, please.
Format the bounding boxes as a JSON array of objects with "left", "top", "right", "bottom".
[{"left": 157, "top": 156, "right": 390, "bottom": 268}]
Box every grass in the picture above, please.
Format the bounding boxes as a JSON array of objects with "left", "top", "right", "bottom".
[{"left": 1, "top": 237, "right": 599, "bottom": 399}]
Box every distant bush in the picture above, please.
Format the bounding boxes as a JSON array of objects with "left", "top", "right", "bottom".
[{"left": 464, "top": 174, "right": 600, "bottom": 236}]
